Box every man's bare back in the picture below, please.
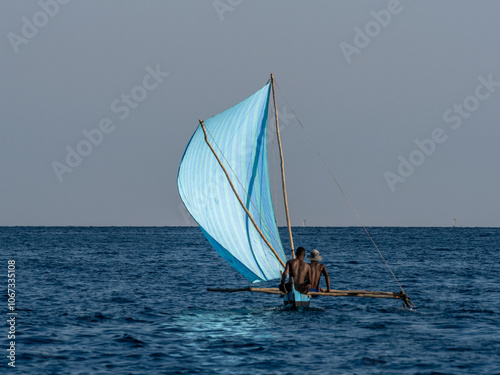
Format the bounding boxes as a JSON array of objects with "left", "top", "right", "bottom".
[
  {"left": 307, "top": 249, "right": 331, "bottom": 292},
  {"left": 279, "top": 247, "right": 311, "bottom": 294},
  {"left": 288, "top": 258, "right": 310, "bottom": 285},
  {"left": 309, "top": 262, "right": 331, "bottom": 292}
]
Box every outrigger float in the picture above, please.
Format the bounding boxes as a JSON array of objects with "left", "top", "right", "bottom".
[{"left": 177, "top": 74, "right": 413, "bottom": 310}]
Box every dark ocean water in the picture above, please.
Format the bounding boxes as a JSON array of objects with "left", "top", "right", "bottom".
[{"left": 1, "top": 227, "right": 500, "bottom": 374}]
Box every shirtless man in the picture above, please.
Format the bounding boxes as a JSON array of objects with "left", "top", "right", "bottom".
[
  {"left": 308, "top": 249, "right": 331, "bottom": 293},
  {"left": 279, "top": 247, "right": 311, "bottom": 294}
]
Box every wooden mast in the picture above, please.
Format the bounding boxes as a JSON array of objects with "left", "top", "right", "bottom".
[
  {"left": 199, "top": 120, "right": 286, "bottom": 269},
  {"left": 270, "top": 74, "right": 295, "bottom": 259}
]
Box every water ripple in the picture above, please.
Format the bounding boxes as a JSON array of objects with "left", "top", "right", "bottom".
[{"left": 1, "top": 227, "right": 499, "bottom": 374}]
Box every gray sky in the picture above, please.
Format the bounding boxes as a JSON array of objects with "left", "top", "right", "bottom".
[{"left": 1, "top": 0, "right": 499, "bottom": 227}]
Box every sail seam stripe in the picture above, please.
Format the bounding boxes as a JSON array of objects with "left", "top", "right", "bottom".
[
  {"left": 204, "top": 90, "right": 274, "bottom": 277},
  {"left": 201, "top": 121, "right": 286, "bottom": 270},
  {"left": 200, "top": 85, "right": 287, "bottom": 273},
  {"left": 204, "top": 122, "right": 285, "bottom": 264}
]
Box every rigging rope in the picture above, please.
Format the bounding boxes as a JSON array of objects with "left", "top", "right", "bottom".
[{"left": 275, "top": 81, "right": 407, "bottom": 294}]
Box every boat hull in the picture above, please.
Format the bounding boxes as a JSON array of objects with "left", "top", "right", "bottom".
[{"left": 283, "top": 285, "right": 310, "bottom": 311}]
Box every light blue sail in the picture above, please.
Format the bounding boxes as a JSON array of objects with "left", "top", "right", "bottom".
[{"left": 177, "top": 82, "right": 286, "bottom": 283}]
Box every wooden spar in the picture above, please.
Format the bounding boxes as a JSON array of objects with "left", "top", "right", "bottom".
[
  {"left": 207, "top": 287, "right": 406, "bottom": 301},
  {"left": 199, "top": 120, "right": 286, "bottom": 269},
  {"left": 270, "top": 73, "right": 295, "bottom": 259},
  {"left": 207, "top": 287, "right": 280, "bottom": 295},
  {"left": 308, "top": 290, "right": 403, "bottom": 299}
]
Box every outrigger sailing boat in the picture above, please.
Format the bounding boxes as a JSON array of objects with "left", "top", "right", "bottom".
[{"left": 177, "top": 74, "right": 412, "bottom": 310}]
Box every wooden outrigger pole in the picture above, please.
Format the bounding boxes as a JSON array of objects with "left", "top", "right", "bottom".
[
  {"left": 271, "top": 74, "right": 295, "bottom": 259},
  {"left": 207, "top": 287, "right": 412, "bottom": 307},
  {"left": 199, "top": 120, "right": 286, "bottom": 269}
]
